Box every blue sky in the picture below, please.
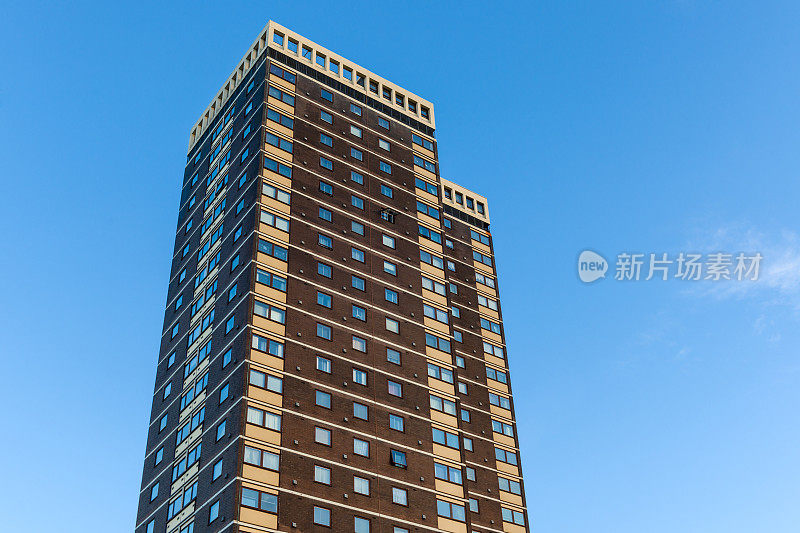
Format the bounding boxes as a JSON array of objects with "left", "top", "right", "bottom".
[{"left": 2, "top": 2, "right": 800, "bottom": 532}]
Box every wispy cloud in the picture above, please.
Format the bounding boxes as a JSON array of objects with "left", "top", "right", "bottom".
[{"left": 684, "top": 225, "right": 800, "bottom": 309}]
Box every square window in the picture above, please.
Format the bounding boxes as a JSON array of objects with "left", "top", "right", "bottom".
[
  {"left": 351, "top": 125, "right": 363, "bottom": 138},
  {"left": 392, "top": 487, "right": 408, "bottom": 505},
  {"left": 386, "top": 318, "right": 399, "bottom": 334},
  {"left": 390, "top": 449, "right": 406, "bottom": 467},
  {"left": 379, "top": 138, "right": 390, "bottom": 151},
  {"left": 318, "top": 234, "right": 333, "bottom": 248},
  {"left": 353, "top": 368, "right": 367, "bottom": 385},
  {"left": 315, "top": 427, "right": 332, "bottom": 446},
  {"left": 343, "top": 66, "right": 353, "bottom": 81},
  {"left": 351, "top": 247, "right": 365, "bottom": 262},
  {"left": 389, "top": 414, "right": 404, "bottom": 431},
  {"left": 352, "top": 336, "right": 367, "bottom": 352},
  {"left": 351, "top": 170, "right": 364, "bottom": 184},
  {"left": 319, "top": 207, "right": 332, "bottom": 222},
  {"left": 354, "top": 476, "right": 370, "bottom": 495},
  {"left": 378, "top": 117, "right": 390, "bottom": 129},
  {"left": 388, "top": 380, "right": 402, "bottom": 397},
  {"left": 317, "top": 291, "right": 332, "bottom": 308},
  {"left": 272, "top": 32, "right": 284, "bottom": 46},
  {"left": 320, "top": 110, "right": 333, "bottom": 124},
  {"left": 352, "top": 305, "right": 367, "bottom": 321},
  {"left": 383, "top": 261, "right": 397, "bottom": 275},
  {"left": 352, "top": 275, "right": 366, "bottom": 291},
  {"left": 316, "top": 356, "right": 332, "bottom": 373},
  {"left": 351, "top": 195, "right": 364, "bottom": 209},
  {"left": 288, "top": 39, "right": 298, "bottom": 53},
  {"left": 316, "top": 390, "right": 331, "bottom": 408},
  {"left": 382, "top": 234, "right": 396, "bottom": 248},
  {"left": 387, "top": 348, "right": 401, "bottom": 365},
  {"left": 316, "top": 53, "right": 327, "bottom": 68},
  {"left": 355, "top": 516, "right": 370, "bottom": 533},
  {"left": 320, "top": 88, "right": 333, "bottom": 102},
  {"left": 314, "top": 506, "right": 331, "bottom": 526},
  {"left": 381, "top": 184, "right": 393, "bottom": 198},
  {"left": 317, "top": 323, "right": 332, "bottom": 340},
  {"left": 318, "top": 262, "right": 332, "bottom": 278},
  {"left": 351, "top": 221, "right": 365, "bottom": 235},
  {"left": 353, "top": 402, "right": 368, "bottom": 420},
  {"left": 302, "top": 45, "right": 312, "bottom": 60},
  {"left": 351, "top": 147, "right": 363, "bottom": 161},
  {"left": 351, "top": 103, "right": 362, "bottom": 115}
]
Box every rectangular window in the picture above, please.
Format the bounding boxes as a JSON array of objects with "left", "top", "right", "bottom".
[
  {"left": 354, "top": 476, "right": 370, "bottom": 495},
  {"left": 354, "top": 438, "right": 370, "bottom": 457},
  {"left": 385, "top": 288, "right": 398, "bottom": 304},
  {"left": 320, "top": 156, "right": 333, "bottom": 170},
  {"left": 315, "top": 465, "right": 331, "bottom": 484},
  {"left": 351, "top": 195, "right": 364, "bottom": 209},
  {"left": 320, "top": 132, "right": 333, "bottom": 146},
  {"left": 350, "top": 170, "right": 364, "bottom": 184},
  {"left": 351, "top": 220, "right": 365, "bottom": 235},
  {"left": 386, "top": 318, "right": 399, "bottom": 334},
  {"left": 257, "top": 240, "right": 289, "bottom": 262},
  {"left": 319, "top": 207, "right": 332, "bottom": 222},
  {"left": 351, "top": 247, "right": 365, "bottom": 262},
  {"left": 320, "top": 110, "right": 333, "bottom": 123},
  {"left": 351, "top": 147, "right": 363, "bottom": 161},
  {"left": 351, "top": 103, "right": 362, "bottom": 115},
  {"left": 320, "top": 88, "right": 333, "bottom": 101}
]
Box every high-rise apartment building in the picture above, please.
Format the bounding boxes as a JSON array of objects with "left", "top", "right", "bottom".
[{"left": 135, "top": 21, "right": 528, "bottom": 533}]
